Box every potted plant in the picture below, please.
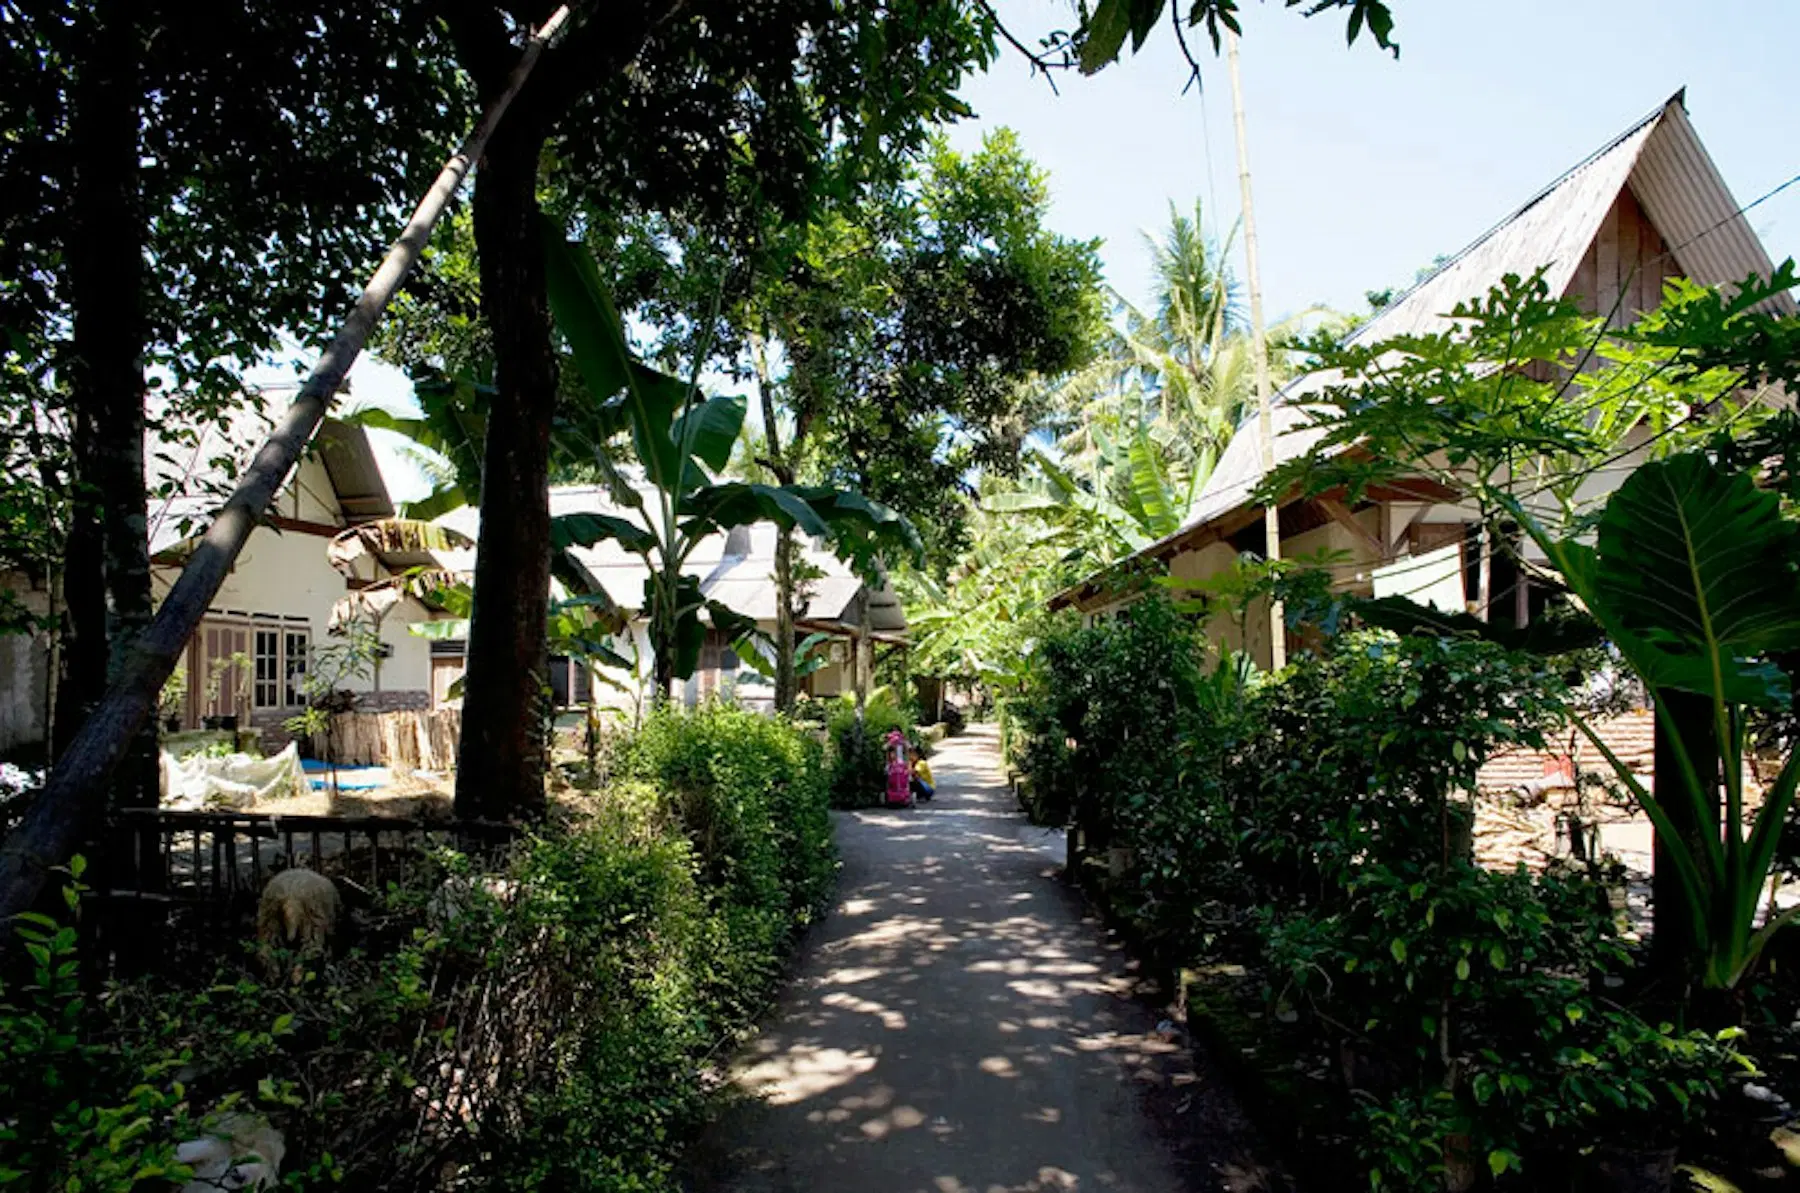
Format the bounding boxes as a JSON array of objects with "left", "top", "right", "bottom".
[
  {"left": 199, "top": 651, "right": 252, "bottom": 732},
  {"left": 158, "top": 665, "right": 187, "bottom": 733}
]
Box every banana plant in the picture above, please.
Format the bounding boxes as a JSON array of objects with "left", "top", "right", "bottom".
[
  {"left": 1505, "top": 452, "right": 1800, "bottom": 990},
  {"left": 541, "top": 224, "right": 919, "bottom": 697},
  {"left": 342, "top": 373, "right": 490, "bottom": 522},
  {"left": 733, "top": 631, "right": 834, "bottom": 682},
  {"left": 986, "top": 424, "right": 1201, "bottom": 557}
]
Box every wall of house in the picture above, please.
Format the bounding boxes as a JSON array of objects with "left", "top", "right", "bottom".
[
  {"left": 1566, "top": 186, "right": 1679, "bottom": 327},
  {"left": 276, "top": 455, "right": 342, "bottom": 525},
  {"left": 152, "top": 522, "right": 433, "bottom": 731}
]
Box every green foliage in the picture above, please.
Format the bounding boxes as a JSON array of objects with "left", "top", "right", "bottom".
[
  {"left": 0, "top": 858, "right": 201, "bottom": 1190},
  {"left": 1066, "top": 0, "right": 1396, "bottom": 75},
  {"left": 1538, "top": 451, "right": 1800, "bottom": 990},
  {"left": 752, "top": 130, "right": 1109, "bottom": 559},
  {"left": 1009, "top": 594, "right": 1764, "bottom": 1178},
  {"left": 617, "top": 702, "right": 837, "bottom": 938},
  {"left": 1, "top": 711, "right": 835, "bottom": 1191},
  {"left": 1265, "top": 265, "right": 1800, "bottom": 991},
  {"left": 539, "top": 230, "right": 919, "bottom": 691}
]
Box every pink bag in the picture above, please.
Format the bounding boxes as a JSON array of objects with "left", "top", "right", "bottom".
[{"left": 884, "top": 731, "right": 913, "bottom": 807}]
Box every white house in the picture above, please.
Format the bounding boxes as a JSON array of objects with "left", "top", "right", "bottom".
[
  {"left": 431, "top": 484, "right": 908, "bottom": 715},
  {"left": 1051, "top": 92, "right": 1795, "bottom": 660},
  {"left": 0, "top": 395, "right": 441, "bottom": 757},
  {"left": 147, "top": 404, "right": 438, "bottom": 740}
]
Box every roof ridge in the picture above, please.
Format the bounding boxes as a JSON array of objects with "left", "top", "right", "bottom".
[{"left": 1344, "top": 89, "right": 1684, "bottom": 349}]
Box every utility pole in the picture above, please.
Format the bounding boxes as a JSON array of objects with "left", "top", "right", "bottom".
[{"left": 1225, "top": 28, "right": 1285, "bottom": 670}]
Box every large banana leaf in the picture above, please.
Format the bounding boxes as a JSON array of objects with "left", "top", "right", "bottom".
[
  {"left": 543, "top": 222, "right": 729, "bottom": 497},
  {"left": 550, "top": 511, "right": 659, "bottom": 556},
  {"left": 1127, "top": 426, "right": 1181, "bottom": 539}
]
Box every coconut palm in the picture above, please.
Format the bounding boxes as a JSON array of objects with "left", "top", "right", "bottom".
[{"left": 1050, "top": 200, "right": 1312, "bottom": 519}]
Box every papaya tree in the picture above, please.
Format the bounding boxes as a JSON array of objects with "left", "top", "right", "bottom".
[{"left": 1264, "top": 265, "right": 1800, "bottom": 994}]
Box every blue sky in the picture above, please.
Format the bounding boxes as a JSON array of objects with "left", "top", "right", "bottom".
[
  {"left": 945, "top": 0, "right": 1800, "bottom": 321},
  {"left": 337, "top": 0, "right": 1799, "bottom": 500}
]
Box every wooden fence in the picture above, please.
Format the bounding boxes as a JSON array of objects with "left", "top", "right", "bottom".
[{"left": 317, "top": 709, "right": 460, "bottom": 770}]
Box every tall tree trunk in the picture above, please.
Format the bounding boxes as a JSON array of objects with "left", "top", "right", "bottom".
[
  {"left": 455, "top": 115, "right": 554, "bottom": 823},
  {"left": 773, "top": 525, "right": 798, "bottom": 710},
  {"left": 63, "top": 0, "right": 155, "bottom": 819},
  {"left": 1650, "top": 687, "right": 1719, "bottom": 992},
  {"left": 54, "top": 482, "right": 106, "bottom": 763}
]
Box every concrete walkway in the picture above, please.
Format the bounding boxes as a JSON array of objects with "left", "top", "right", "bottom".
[{"left": 686, "top": 724, "right": 1274, "bottom": 1193}]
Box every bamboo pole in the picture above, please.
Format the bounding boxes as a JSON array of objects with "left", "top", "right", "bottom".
[
  {"left": 0, "top": 6, "right": 572, "bottom": 926},
  {"left": 1224, "top": 29, "right": 1285, "bottom": 670}
]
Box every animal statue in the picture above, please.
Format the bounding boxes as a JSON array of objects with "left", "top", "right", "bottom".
[
  {"left": 177, "top": 1113, "right": 284, "bottom": 1191},
  {"left": 256, "top": 867, "right": 341, "bottom": 970},
  {"left": 426, "top": 872, "right": 518, "bottom": 930}
]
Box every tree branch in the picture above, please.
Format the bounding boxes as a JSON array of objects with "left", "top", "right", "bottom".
[{"left": 974, "top": 0, "right": 1069, "bottom": 94}]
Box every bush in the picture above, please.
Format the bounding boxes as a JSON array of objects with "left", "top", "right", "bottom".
[
  {"left": 1009, "top": 595, "right": 1759, "bottom": 1182},
  {"left": 0, "top": 705, "right": 838, "bottom": 1193}
]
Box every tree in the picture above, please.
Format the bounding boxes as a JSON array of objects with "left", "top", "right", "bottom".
[
  {"left": 742, "top": 130, "right": 1106, "bottom": 708},
  {"left": 439, "top": 0, "right": 994, "bottom": 819},
  {"left": 1046, "top": 200, "right": 1310, "bottom": 520}
]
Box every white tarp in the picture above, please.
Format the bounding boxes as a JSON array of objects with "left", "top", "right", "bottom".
[
  {"left": 161, "top": 742, "right": 305, "bottom": 810},
  {"left": 1371, "top": 542, "right": 1466, "bottom": 614}
]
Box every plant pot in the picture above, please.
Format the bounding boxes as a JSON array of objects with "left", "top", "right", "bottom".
[
  {"left": 1587, "top": 1144, "right": 1677, "bottom": 1193},
  {"left": 201, "top": 716, "right": 222, "bottom": 730}
]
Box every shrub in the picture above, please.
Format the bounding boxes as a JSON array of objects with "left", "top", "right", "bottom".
[
  {"left": 2, "top": 705, "right": 837, "bottom": 1193},
  {"left": 1009, "top": 593, "right": 1762, "bottom": 1179}
]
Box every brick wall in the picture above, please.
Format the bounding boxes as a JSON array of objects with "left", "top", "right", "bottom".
[{"left": 350, "top": 689, "right": 430, "bottom": 714}]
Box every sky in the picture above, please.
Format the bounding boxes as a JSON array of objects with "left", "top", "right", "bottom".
[
  {"left": 331, "top": 0, "right": 1800, "bottom": 501},
  {"left": 943, "top": 0, "right": 1800, "bottom": 322}
]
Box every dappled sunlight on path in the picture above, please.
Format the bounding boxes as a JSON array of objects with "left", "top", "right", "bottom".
[{"left": 686, "top": 725, "right": 1270, "bottom": 1193}]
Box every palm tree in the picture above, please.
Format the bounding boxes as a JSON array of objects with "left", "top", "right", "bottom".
[{"left": 1049, "top": 200, "right": 1311, "bottom": 519}]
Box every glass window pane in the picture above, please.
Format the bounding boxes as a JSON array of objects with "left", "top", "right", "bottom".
[{"left": 284, "top": 631, "right": 309, "bottom": 707}]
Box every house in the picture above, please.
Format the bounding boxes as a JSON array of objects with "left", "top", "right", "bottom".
[
  {"left": 147, "top": 399, "right": 438, "bottom": 741},
  {"left": 430, "top": 484, "right": 908, "bottom": 714},
  {"left": 0, "top": 392, "right": 439, "bottom": 757},
  {"left": 1050, "top": 92, "right": 1795, "bottom": 662}
]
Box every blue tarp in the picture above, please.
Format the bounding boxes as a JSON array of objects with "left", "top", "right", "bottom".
[{"left": 300, "top": 760, "right": 386, "bottom": 791}]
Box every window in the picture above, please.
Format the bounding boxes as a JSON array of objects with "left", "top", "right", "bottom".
[
  {"left": 254, "top": 629, "right": 281, "bottom": 709},
  {"left": 251, "top": 621, "right": 309, "bottom": 710},
  {"left": 284, "top": 629, "right": 309, "bottom": 707}
]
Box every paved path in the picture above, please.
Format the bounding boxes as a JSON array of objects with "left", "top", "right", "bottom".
[{"left": 687, "top": 724, "right": 1272, "bottom": 1193}]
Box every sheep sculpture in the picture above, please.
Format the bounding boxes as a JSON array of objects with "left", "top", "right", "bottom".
[
  {"left": 176, "top": 1113, "right": 284, "bottom": 1191},
  {"left": 256, "top": 868, "right": 340, "bottom": 976}
]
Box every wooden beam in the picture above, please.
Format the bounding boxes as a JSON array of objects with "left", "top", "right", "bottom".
[
  {"left": 1317, "top": 498, "right": 1384, "bottom": 558},
  {"left": 268, "top": 514, "right": 343, "bottom": 539}
]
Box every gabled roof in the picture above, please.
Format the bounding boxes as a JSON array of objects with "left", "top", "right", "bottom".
[
  {"left": 1053, "top": 91, "right": 1793, "bottom": 608},
  {"left": 148, "top": 390, "right": 396, "bottom": 558}
]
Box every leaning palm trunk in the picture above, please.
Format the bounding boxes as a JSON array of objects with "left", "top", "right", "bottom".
[{"left": 0, "top": 7, "right": 572, "bottom": 927}]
